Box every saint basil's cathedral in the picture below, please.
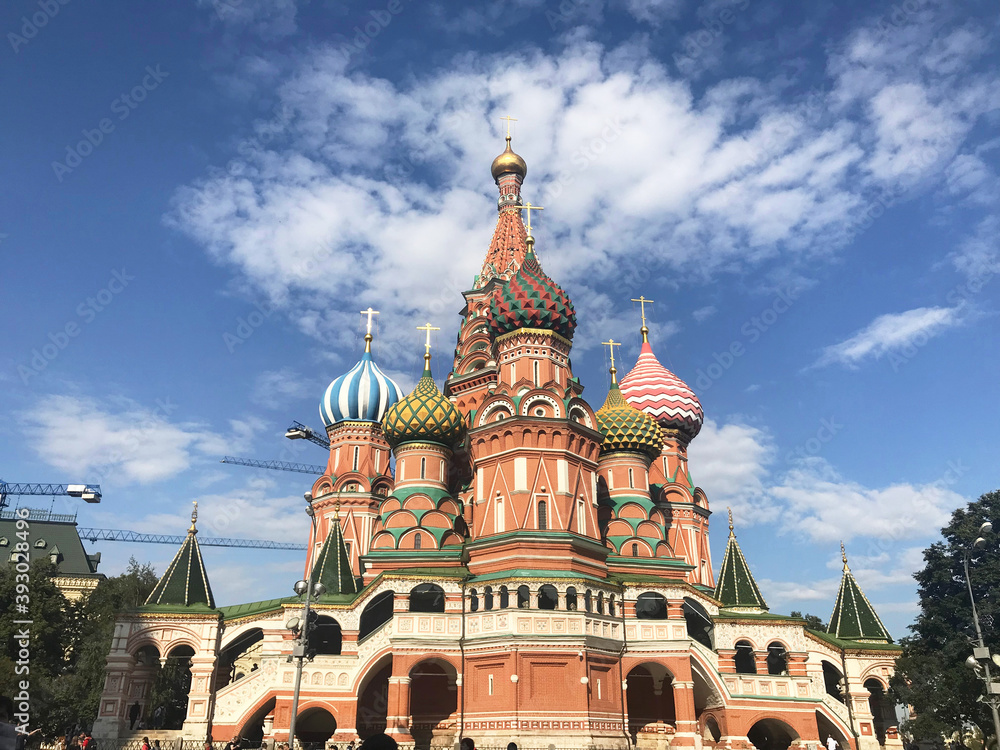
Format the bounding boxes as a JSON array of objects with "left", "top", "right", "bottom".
[{"left": 94, "top": 133, "right": 903, "bottom": 750}]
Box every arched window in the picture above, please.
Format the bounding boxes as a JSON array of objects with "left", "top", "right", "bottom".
[
  {"left": 597, "top": 592, "right": 605, "bottom": 614},
  {"left": 566, "top": 586, "right": 578, "bottom": 611},
  {"left": 420, "top": 457, "right": 426, "bottom": 479},
  {"left": 353, "top": 446, "right": 360, "bottom": 472},
  {"left": 577, "top": 498, "right": 586, "bottom": 533},
  {"left": 312, "top": 615, "right": 343, "bottom": 655},
  {"left": 823, "top": 661, "right": 846, "bottom": 703},
  {"left": 584, "top": 590, "right": 593, "bottom": 612},
  {"left": 734, "top": 640, "right": 757, "bottom": 674},
  {"left": 533, "top": 360, "right": 540, "bottom": 386},
  {"left": 631, "top": 542, "right": 638, "bottom": 557},
  {"left": 538, "top": 585, "right": 558, "bottom": 610},
  {"left": 359, "top": 590, "right": 395, "bottom": 640},
  {"left": 537, "top": 499, "right": 547, "bottom": 530},
  {"left": 499, "top": 586, "right": 510, "bottom": 609},
  {"left": 636, "top": 592, "right": 668, "bottom": 619},
  {"left": 469, "top": 588, "right": 479, "bottom": 613},
  {"left": 517, "top": 585, "right": 530, "bottom": 609},
  {"left": 628, "top": 468, "right": 634, "bottom": 488},
  {"left": 414, "top": 532, "right": 422, "bottom": 550},
  {"left": 682, "top": 597, "right": 714, "bottom": 650},
  {"left": 496, "top": 495, "right": 504, "bottom": 533},
  {"left": 409, "top": 583, "right": 445, "bottom": 613},
  {"left": 766, "top": 642, "right": 788, "bottom": 675},
  {"left": 484, "top": 586, "right": 494, "bottom": 611}
]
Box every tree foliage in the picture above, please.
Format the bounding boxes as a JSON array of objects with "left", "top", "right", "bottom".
[
  {"left": 893, "top": 490, "right": 1000, "bottom": 743},
  {"left": 790, "top": 611, "right": 828, "bottom": 631},
  {"left": 0, "top": 557, "right": 158, "bottom": 736}
]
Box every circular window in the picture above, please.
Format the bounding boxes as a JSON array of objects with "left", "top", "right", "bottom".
[{"left": 534, "top": 408, "right": 546, "bottom": 417}]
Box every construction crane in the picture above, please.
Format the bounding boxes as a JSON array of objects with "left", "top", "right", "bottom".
[
  {"left": 0, "top": 480, "right": 102, "bottom": 510},
  {"left": 284, "top": 420, "right": 330, "bottom": 450},
  {"left": 220, "top": 456, "right": 325, "bottom": 475},
  {"left": 76, "top": 527, "right": 305, "bottom": 550}
]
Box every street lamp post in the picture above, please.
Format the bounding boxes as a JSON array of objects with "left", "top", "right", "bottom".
[
  {"left": 962, "top": 522, "right": 1000, "bottom": 746},
  {"left": 285, "top": 493, "right": 327, "bottom": 750}
]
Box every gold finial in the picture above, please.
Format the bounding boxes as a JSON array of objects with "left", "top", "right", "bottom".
[
  {"left": 416, "top": 322, "right": 440, "bottom": 366},
  {"left": 841, "top": 541, "right": 849, "bottom": 571},
  {"left": 361, "top": 307, "right": 380, "bottom": 352},
  {"left": 501, "top": 114, "right": 518, "bottom": 138},
  {"left": 631, "top": 296, "right": 655, "bottom": 343},
  {"left": 602, "top": 338, "right": 622, "bottom": 383},
  {"left": 334, "top": 500, "right": 341, "bottom": 520},
  {"left": 520, "top": 201, "right": 544, "bottom": 241},
  {"left": 189, "top": 501, "right": 198, "bottom": 534},
  {"left": 728, "top": 507, "right": 734, "bottom": 535}
]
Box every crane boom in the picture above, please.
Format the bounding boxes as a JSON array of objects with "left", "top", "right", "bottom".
[
  {"left": 77, "top": 527, "right": 305, "bottom": 550},
  {"left": 221, "top": 456, "right": 325, "bottom": 475},
  {"left": 0, "top": 481, "right": 102, "bottom": 509},
  {"left": 284, "top": 420, "right": 331, "bottom": 450}
]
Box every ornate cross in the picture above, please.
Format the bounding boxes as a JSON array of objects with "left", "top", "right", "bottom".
[
  {"left": 728, "top": 507, "right": 734, "bottom": 534},
  {"left": 417, "top": 322, "right": 441, "bottom": 354},
  {"left": 601, "top": 338, "right": 622, "bottom": 370},
  {"left": 521, "top": 202, "right": 544, "bottom": 236},
  {"left": 500, "top": 114, "right": 517, "bottom": 138},
  {"left": 631, "top": 296, "right": 655, "bottom": 328},
  {"left": 360, "top": 307, "right": 380, "bottom": 335}
]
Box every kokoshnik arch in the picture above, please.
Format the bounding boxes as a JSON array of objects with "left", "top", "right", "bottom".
[{"left": 93, "top": 131, "right": 903, "bottom": 750}]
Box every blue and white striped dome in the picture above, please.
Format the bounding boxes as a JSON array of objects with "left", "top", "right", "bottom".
[{"left": 320, "top": 340, "right": 404, "bottom": 427}]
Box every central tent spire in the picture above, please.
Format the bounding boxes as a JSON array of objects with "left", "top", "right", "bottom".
[{"left": 477, "top": 117, "right": 530, "bottom": 289}]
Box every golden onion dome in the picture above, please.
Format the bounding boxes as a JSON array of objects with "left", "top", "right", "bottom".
[
  {"left": 491, "top": 135, "right": 527, "bottom": 181},
  {"left": 382, "top": 355, "right": 465, "bottom": 449},
  {"left": 596, "top": 370, "right": 664, "bottom": 460}
]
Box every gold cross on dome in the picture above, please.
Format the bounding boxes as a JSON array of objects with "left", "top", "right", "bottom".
[
  {"left": 601, "top": 338, "right": 622, "bottom": 370},
  {"left": 500, "top": 114, "right": 517, "bottom": 138},
  {"left": 631, "top": 296, "right": 655, "bottom": 328},
  {"left": 520, "top": 202, "right": 544, "bottom": 236},
  {"left": 360, "top": 307, "right": 380, "bottom": 335},
  {"left": 417, "top": 322, "right": 441, "bottom": 354}
]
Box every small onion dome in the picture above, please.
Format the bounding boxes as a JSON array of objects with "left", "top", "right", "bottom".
[
  {"left": 382, "top": 355, "right": 465, "bottom": 448},
  {"left": 491, "top": 135, "right": 527, "bottom": 181},
  {"left": 320, "top": 334, "right": 404, "bottom": 427},
  {"left": 619, "top": 341, "right": 704, "bottom": 440},
  {"left": 489, "top": 244, "right": 577, "bottom": 339},
  {"left": 596, "top": 372, "right": 664, "bottom": 460}
]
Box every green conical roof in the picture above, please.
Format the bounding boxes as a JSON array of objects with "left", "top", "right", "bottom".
[
  {"left": 309, "top": 512, "right": 359, "bottom": 597},
  {"left": 145, "top": 504, "right": 215, "bottom": 609},
  {"left": 713, "top": 509, "right": 768, "bottom": 612},
  {"left": 828, "top": 544, "right": 892, "bottom": 643}
]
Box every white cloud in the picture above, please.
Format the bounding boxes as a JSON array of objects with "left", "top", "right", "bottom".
[
  {"left": 688, "top": 418, "right": 777, "bottom": 524},
  {"left": 252, "top": 367, "right": 314, "bottom": 409},
  {"left": 692, "top": 305, "right": 717, "bottom": 322},
  {"left": 770, "top": 457, "right": 960, "bottom": 543},
  {"left": 20, "top": 394, "right": 262, "bottom": 485},
  {"left": 815, "top": 306, "right": 962, "bottom": 368},
  {"left": 198, "top": 0, "right": 299, "bottom": 39}
]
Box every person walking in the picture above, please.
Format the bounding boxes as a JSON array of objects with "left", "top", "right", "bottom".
[
  {"left": 141, "top": 737, "right": 151, "bottom": 750},
  {"left": 826, "top": 737, "right": 838, "bottom": 750}
]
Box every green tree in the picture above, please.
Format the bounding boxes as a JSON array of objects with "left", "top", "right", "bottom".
[
  {"left": 789, "top": 611, "right": 828, "bottom": 631},
  {"left": 0, "top": 556, "right": 157, "bottom": 736},
  {"left": 892, "top": 489, "right": 1000, "bottom": 745}
]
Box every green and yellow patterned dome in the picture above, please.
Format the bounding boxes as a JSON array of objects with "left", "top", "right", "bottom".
[
  {"left": 596, "top": 370, "right": 664, "bottom": 459},
  {"left": 382, "top": 355, "right": 466, "bottom": 449}
]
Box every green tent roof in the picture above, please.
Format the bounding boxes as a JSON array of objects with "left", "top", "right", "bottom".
[
  {"left": 144, "top": 506, "right": 215, "bottom": 609},
  {"left": 828, "top": 546, "right": 892, "bottom": 643},
  {"left": 310, "top": 513, "right": 359, "bottom": 598},
  {"left": 713, "top": 510, "right": 768, "bottom": 612}
]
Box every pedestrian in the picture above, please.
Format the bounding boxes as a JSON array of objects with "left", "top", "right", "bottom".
[
  {"left": 154, "top": 740, "right": 162, "bottom": 750},
  {"left": 460, "top": 739, "right": 475, "bottom": 750},
  {"left": 826, "top": 737, "right": 838, "bottom": 750},
  {"left": 129, "top": 703, "right": 141, "bottom": 731},
  {"left": 142, "top": 737, "right": 151, "bottom": 750},
  {"left": 507, "top": 744, "right": 517, "bottom": 750}
]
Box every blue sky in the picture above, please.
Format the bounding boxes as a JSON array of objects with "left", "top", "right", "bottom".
[{"left": 2, "top": 0, "right": 998, "bottom": 636}]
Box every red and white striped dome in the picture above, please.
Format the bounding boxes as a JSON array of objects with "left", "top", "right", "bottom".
[{"left": 619, "top": 341, "right": 703, "bottom": 440}]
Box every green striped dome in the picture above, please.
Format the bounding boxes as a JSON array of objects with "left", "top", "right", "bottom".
[
  {"left": 596, "top": 379, "right": 664, "bottom": 459},
  {"left": 382, "top": 359, "right": 465, "bottom": 448}
]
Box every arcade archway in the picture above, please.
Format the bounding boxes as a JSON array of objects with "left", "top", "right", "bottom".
[
  {"left": 626, "top": 663, "right": 676, "bottom": 744},
  {"left": 356, "top": 659, "right": 391, "bottom": 739},
  {"left": 747, "top": 718, "right": 798, "bottom": 750},
  {"left": 295, "top": 707, "right": 337, "bottom": 744},
  {"left": 410, "top": 659, "right": 458, "bottom": 750}
]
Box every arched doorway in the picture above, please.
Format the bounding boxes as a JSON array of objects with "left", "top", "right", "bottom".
[
  {"left": 128, "top": 645, "right": 161, "bottom": 730},
  {"left": 409, "top": 659, "right": 458, "bottom": 750},
  {"left": 683, "top": 598, "right": 714, "bottom": 649},
  {"left": 626, "top": 663, "right": 676, "bottom": 746},
  {"left": 865, "top": 678, "right": 895, "bottom": 744},
  {"left": 148, "top": 644, "right": 194, "bottom": 730},
  {"left": 296, "top": 707, "right": 337, "bottom": 744},
  {"left": 218, "top": 628, "right": 264, "bottom": 688},
  {"left": 238, "top": 697, "right": 275, "bottom": 747},
  {"left": 356, "top": 659, "right": 391, "bottom": 739},
  {"left": 747, "top": 718, "right": 798, "bottom": 750},
  {"left": 360, "top": 591, "right": 395, "bottom": 640},
  {"left": 816, "top": 711, "right": 852, "bottom": 750},
  {"left": 822, "top": 661, "right": 846, "bottom": 703}
]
